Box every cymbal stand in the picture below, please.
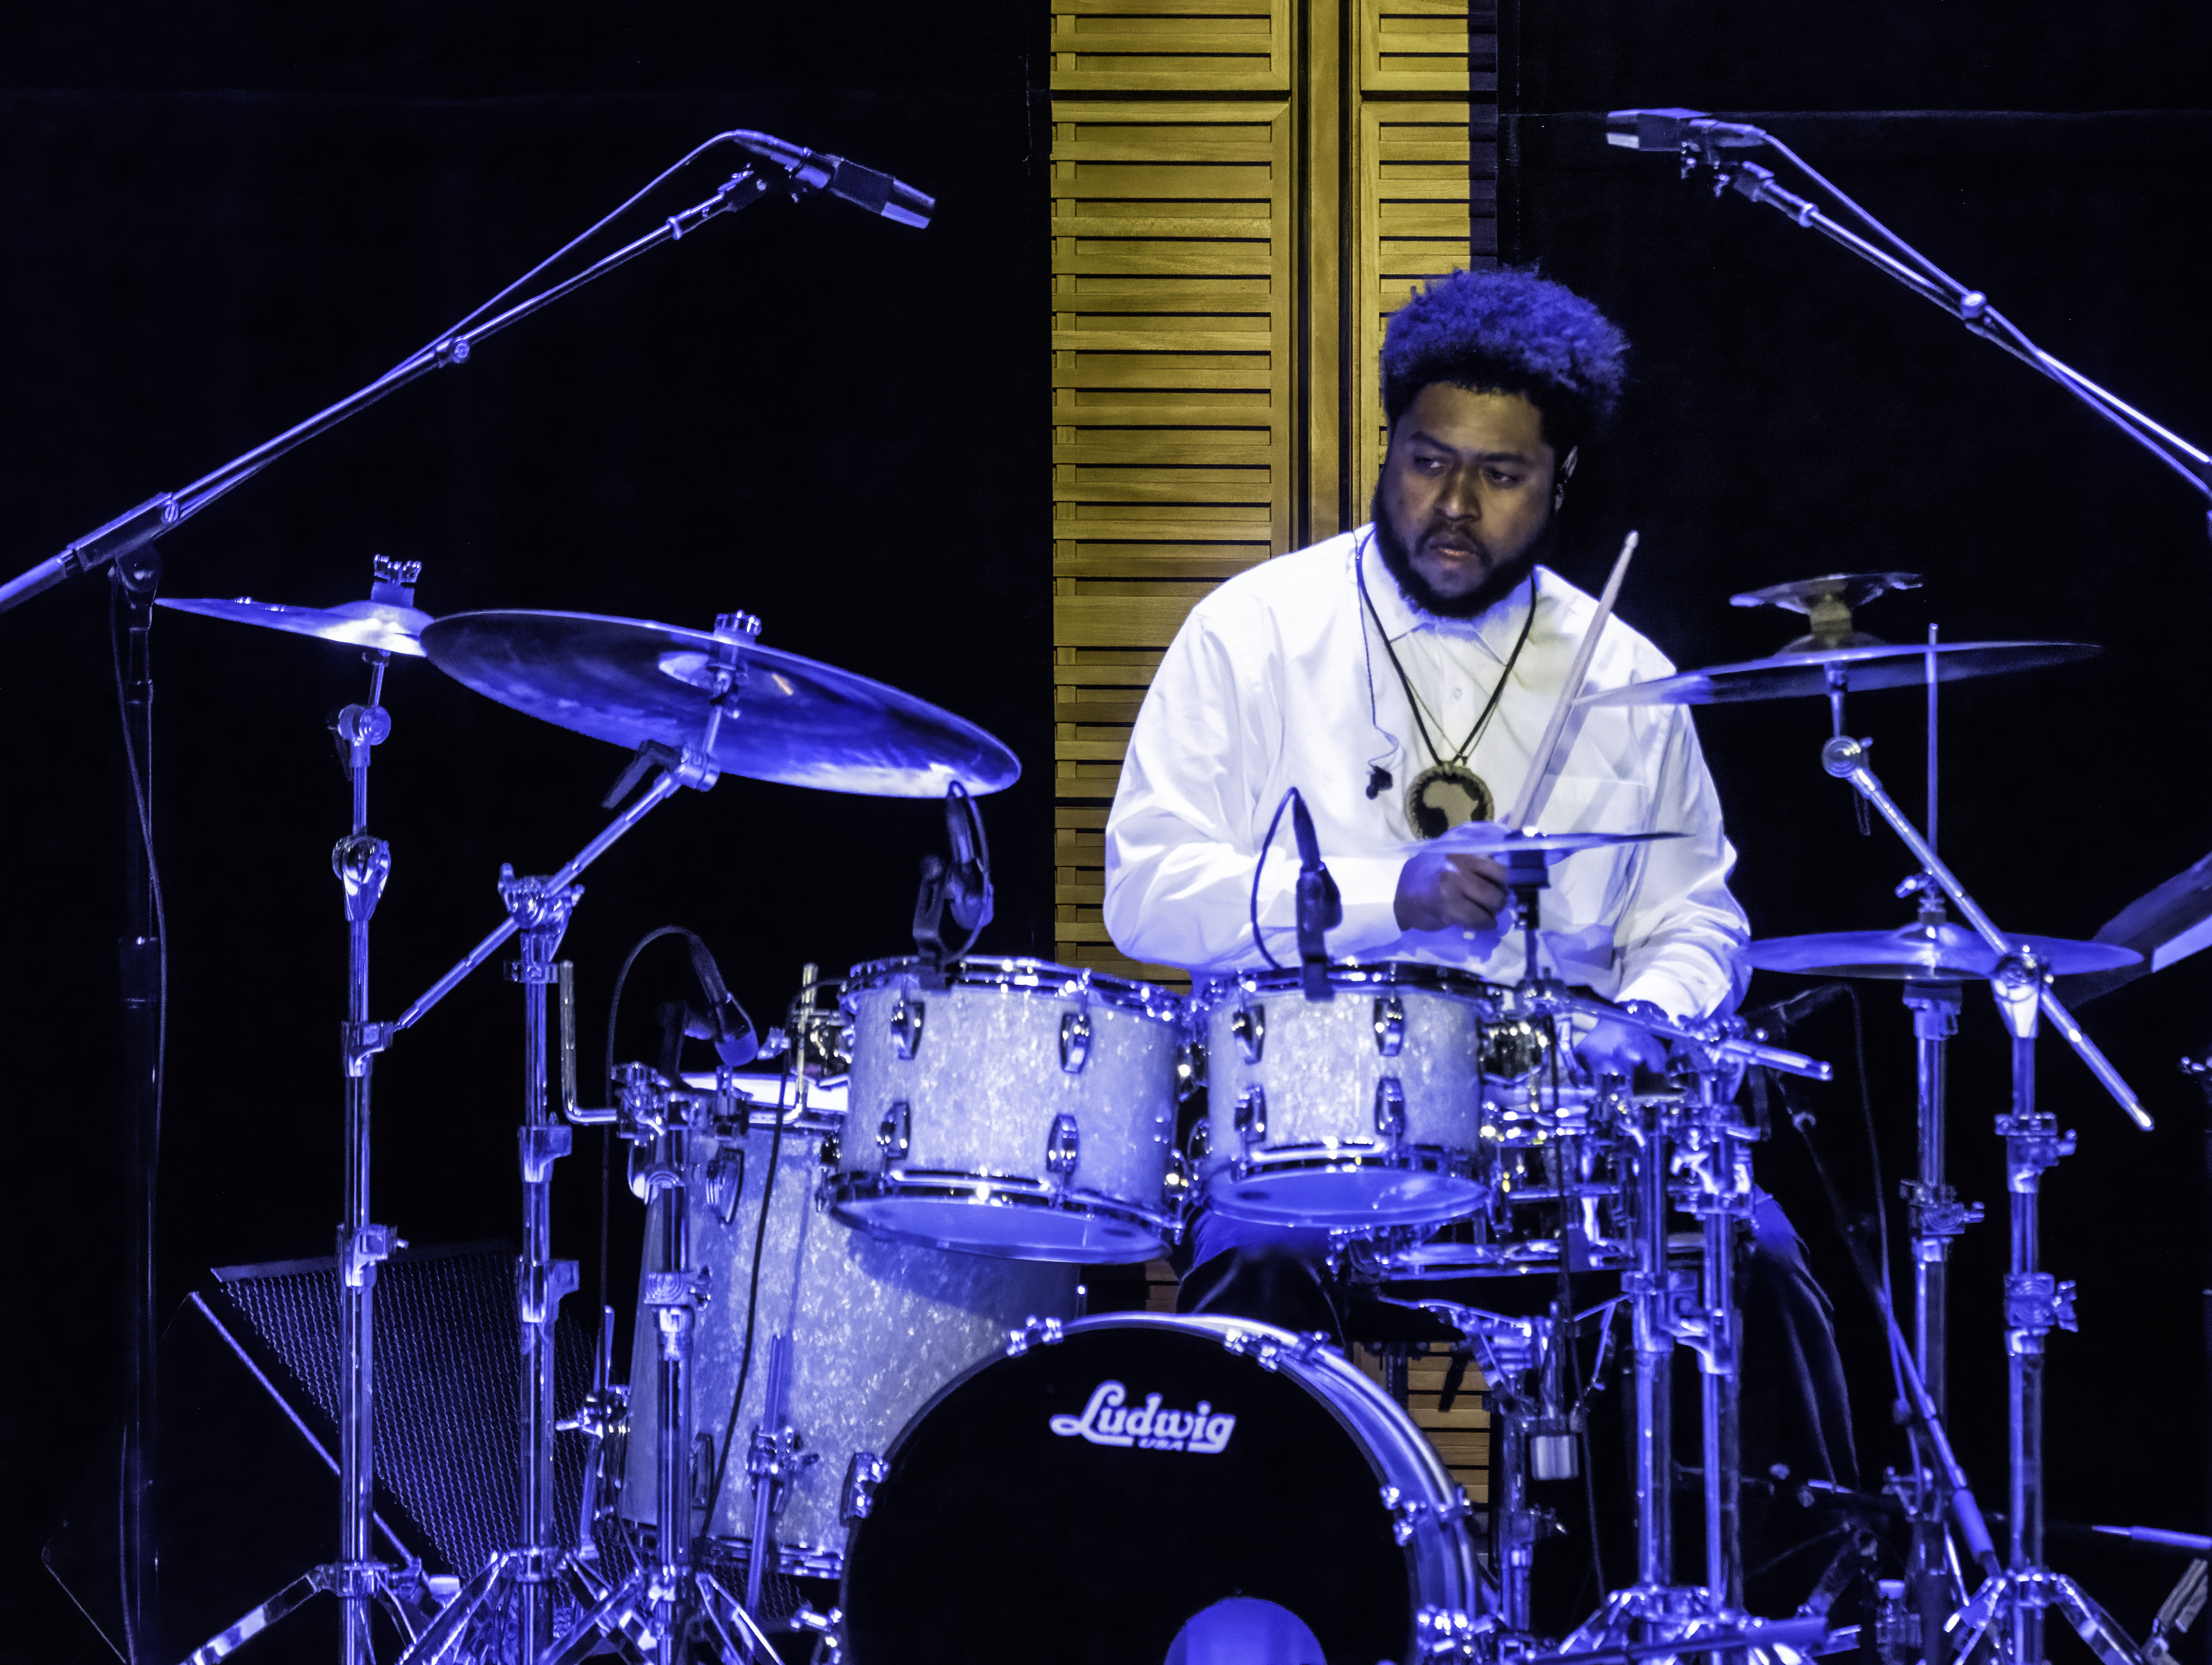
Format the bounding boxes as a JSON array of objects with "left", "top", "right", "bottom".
[
  {"left": 387, "top": 732, "right": 731, "bottom": 1665},
  {"left": 175, "top": 559, "right": 445, "bottom": 1665},
  {"left": 1557, "top": 1066, "right": 1808, "bottom": 1658},
  {"left": 549, "top": 1066, "right": 784, "bottom": 1665},
  {"left": 1816, "top": 735, "right": 2153, "bottom": 1665}
]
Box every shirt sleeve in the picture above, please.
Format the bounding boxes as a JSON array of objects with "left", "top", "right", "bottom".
[
  {"left": 1103, "top": 606, "right": 1408, "bottom": 972},
  {"left": 1609, "top": 703, "right": 1751, "bottom": 1020}
]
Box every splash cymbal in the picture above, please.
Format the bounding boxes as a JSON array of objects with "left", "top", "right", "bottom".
[{"left": 158, "top": 594, "right": 434, "bottom": 656}]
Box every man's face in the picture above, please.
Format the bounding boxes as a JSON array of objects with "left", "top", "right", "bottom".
[{"left": 1376, "top": 384, "right": 1557, "bottom": 607}]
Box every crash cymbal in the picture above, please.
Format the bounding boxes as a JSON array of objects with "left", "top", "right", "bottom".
[
  {"left": 157, "top": 594, "right": 434, "bottom": 656},
  {"left": 1743, "top": 922, "right": 2140, "bottom": 981},
  {"left": 1428, "top": 823, "right": 1686, "bottom": 859},
  {"left": 1578, "top": 639, "right": 2098, "bottom": 708},
  {"left": 420, "top": 609, "right": 1020, "bottom": 797}
]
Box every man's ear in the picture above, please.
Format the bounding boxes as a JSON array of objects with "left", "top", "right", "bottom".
[
  {"left": 1553, "top": 444, "right": 1579, "bottom": 510},
  {"left": 1560, "top": 445, "right": 1580, "bottom": 480}
]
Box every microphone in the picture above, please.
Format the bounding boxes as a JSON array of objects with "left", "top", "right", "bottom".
[
  {"left": 1605, "top": 108, "right": 1767, "bottom": 154},
  {"left": 943, "top": 781, "right": 994, "bottom": 935},
  {"left": 1290, "top": 791, "right": 1342, "bottom": 1001},
  {"left": 684, "top": 937, "right": 760, "bottom": 1068},
  {"left": 729, "top": 130, "right": 934, "bottom": 229}
]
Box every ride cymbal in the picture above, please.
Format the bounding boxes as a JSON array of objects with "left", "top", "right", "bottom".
[
  {"left": 1578, "top": 639, "right": 2097, "bottom": 708},
  {"left": 1743, "top": 922, "right": 2139, "bottom": 981}
]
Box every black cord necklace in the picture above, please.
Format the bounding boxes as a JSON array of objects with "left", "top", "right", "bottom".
[{"left": 1358, "top": 546, "right": 1538, "bottom": 838}]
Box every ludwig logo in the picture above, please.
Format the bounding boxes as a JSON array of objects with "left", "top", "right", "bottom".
[{"left": 1049, "top": 1380, "right": 1236, "bottom": 1454}]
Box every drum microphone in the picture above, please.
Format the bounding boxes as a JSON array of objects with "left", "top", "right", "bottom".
[
  {"left": 684, "top": 936, "right": 761, "bottom": 1067},
  {"left": 1290, "top": 791, "right": 1342, "bottom": 1001},
  {"left": 728, "top": 130, "right": 935, "bottom": 229},
  {"left": 1604, "top": 108, "right": 1768, "bottom": 154}
]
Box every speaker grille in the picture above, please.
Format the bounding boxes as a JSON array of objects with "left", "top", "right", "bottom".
[{"left": 211, "top": 1242, "right": 596, "bottom": 1579}]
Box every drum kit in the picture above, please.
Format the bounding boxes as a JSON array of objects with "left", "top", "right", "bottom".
[{"left": 157, "top": 556, "right": 2165, "bottom": 1665}]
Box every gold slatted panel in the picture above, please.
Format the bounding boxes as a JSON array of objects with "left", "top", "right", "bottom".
[
  {"left": 1352, "top": 0, "right": 1494, "bottom": 518},
  {"left": 1051, "top": 0, "right": 1501, "bottom": 1497},
  {"left": 1051, "top": 93, "right": 1295, "bottom": 985},
  {"left": 1050, "top": 0, "right": 1293, "bottom": 92},
  {"left": 1356, "top": 1345, "right": 1492, "bottom": 1503}
]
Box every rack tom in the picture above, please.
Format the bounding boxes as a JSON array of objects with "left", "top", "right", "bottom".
[
  {"left": 1193, "top": 962, "right": 1500, "bottom": 1229},
  {"left": 826, "top": 956, "right": 1187, "bottom": 1262}
]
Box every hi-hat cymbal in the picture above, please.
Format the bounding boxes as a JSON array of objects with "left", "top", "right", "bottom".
[
  {"left": 1579, "top": 639, "right": 2098, "bottom": 708},
  {"left": 1744, "top": 922, "right": 2140, "bottom": 981},
  {"left": 157, "top": 595, "right": 434, "bottom": 656},
  {"left": 421, "top": 609, "right": 1020, "bottom": 797},
  {"left": 1427, "top": 823, "right": 1686, "bottom": 860}
]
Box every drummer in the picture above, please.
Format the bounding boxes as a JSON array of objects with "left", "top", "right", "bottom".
[
  {"left": 1102, "top": 268, "right": 1855, "bottom": 1553},
  {"left": 1105, "top": 266, "right": 1746, "bottom": 1262}
]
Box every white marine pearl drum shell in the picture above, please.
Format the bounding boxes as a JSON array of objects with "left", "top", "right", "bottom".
[
  {"left": 620, "top": 1131, "right": 1076, "bottom": 1572},
  {"left": 1197, "top": 963, "right": 1498, "bottom": 1228},
  {"left": 827, "top": 957, "right": 1185, "bottom": 1262}
]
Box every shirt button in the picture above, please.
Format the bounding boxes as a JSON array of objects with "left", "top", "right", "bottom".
[{"left": 1450, "top": 686, "right": 1464, "bottom": 699}]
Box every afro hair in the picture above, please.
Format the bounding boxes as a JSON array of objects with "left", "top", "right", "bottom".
[{"left": 1379, "top": 267, "right": 1628, "bottom": 452}]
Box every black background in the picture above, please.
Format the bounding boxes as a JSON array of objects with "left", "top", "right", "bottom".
[{"left": 5, "top": 2, "right": 2212, "bottom": 1658}]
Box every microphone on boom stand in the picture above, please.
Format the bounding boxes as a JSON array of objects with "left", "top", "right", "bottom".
[{"left": 728, "top": 130, "right": 935, "bottom": 228}]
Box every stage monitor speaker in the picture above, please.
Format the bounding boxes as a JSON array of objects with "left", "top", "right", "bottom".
[{"left": 44, "top": 1242, "right": 596, "bottom": 1664}]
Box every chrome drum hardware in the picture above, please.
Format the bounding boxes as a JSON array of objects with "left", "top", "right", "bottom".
[{"left": 828, "top": 956, "right": 1186, "bottom": 1261}]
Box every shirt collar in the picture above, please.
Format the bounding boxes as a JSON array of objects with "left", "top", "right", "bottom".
[{"left": 1355, "top": 526, "right": 1548, "bottom": 663}]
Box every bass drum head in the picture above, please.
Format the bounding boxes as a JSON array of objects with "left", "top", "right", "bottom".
[{"left": 841, "top": 1315, "right": 1465, "bottom": 1664}]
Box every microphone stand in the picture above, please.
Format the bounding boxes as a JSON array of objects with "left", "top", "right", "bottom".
[
  {"left": 1632, "top": 120, "right": 2212, "bottom": 537},
  {"left": 4, "top": 147, "right": 784, "bottom": 1661}
]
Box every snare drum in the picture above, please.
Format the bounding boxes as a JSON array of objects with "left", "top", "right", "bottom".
[
  {"left": 620, "top": 1112, "right": 1076, "bottom": 1579},
  {"left": 826, "top": 956, "right": 1186, "bottom": 1262},
  {"left": 1194, "top": 961, "right": 1500, "bottom": 1229},
  {"left": 837, "top": 1314, "right": 1481, "bottom": 1663}
]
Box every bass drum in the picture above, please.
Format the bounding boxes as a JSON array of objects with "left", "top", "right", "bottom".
[
  {"left": 839, "top": 1314, "right": 1481, "bottom": 1665},
  {"left": 620, "top": 1120, "right": 1076, "bottom": 1579}
]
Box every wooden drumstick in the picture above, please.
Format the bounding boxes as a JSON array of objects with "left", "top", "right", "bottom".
[{"left": 1504, "top": 529, "right": 1639, "bottom": 831}]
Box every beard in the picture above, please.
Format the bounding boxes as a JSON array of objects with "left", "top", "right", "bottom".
[{"left": 1369, "top": 479, "right": 1556, "bottom": 620}]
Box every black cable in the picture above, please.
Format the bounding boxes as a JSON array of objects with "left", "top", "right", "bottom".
[
  {"left": 1838, "top": 984, "right": 1894, "bottom": 1317},
  {"left": 1249, "top": 786, "right": 1300, "bottom": 970}
]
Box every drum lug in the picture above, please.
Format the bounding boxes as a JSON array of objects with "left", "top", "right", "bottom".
[
  {"left": 839, "top": 1451, "right": 887, "bottom": 1524},
  {"left": 1059, "top": 1008, "right": 1092, "bottom": 1073},
  {"left": 1186, "top": 1117, "right": 1211, "bottom": 1163},
  {"left": 1004, "top": 1315, "right": 1066, "bottom": 1356},
  {"left": 1162, "top": 1147, "right": 1192, "bottom": 1211},
  {"left": 1175, "top": 1040, "right": 1205, "bottom": 1100},
  {"left": 1374, "top": 1077, "right": 1407, "bottom": 1140},
  {"left": 1234, "top": 1085, "right": 1268, "bottom": 1145},
  {"left": 890, "top": 994, "right": 925, "bottom": 1059},
  {"left": 1046, "top": 1112, "right": 1081, "bottom": 1178},
  {"left": 878, "top": 1100, "right": 912, "bottom": 1163},
  {"left": 1231, "top": 1003, "right": 1265, "bottom": 1064},
  {"left": 1373, "top": 995, "right": 1405, "bottom": 1057}
]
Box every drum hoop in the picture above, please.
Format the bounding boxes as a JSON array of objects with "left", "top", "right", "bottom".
[
  {"left": 839, "top": 1311, "right": 1479, "bottom": 1643},
  {"left": 1192, "top": 958, "right": 1502, "bottom": 1013},
  {"left": 825, "top": 1169, "right": 1178, "bottom": 1238},
  {"left": 841, "top": 954, "right": 1185, "bottom": 1023}
]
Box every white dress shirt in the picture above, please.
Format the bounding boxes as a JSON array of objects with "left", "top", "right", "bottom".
[{"left": 1102, "top": 527, "right": 1749, "bottom": 1020}]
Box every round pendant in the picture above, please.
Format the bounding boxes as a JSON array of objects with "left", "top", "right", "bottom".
[{"left": 1405, "top": 761, "right": 1493, "bottom": 839}]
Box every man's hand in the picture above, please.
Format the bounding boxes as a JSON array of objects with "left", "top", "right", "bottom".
[
  {"left": 1573, "top": 1015, "right": 1670, "bottom": 1079},
  {"left": 1394, "top": 846, "right": 1510, "bottom": 932}
]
